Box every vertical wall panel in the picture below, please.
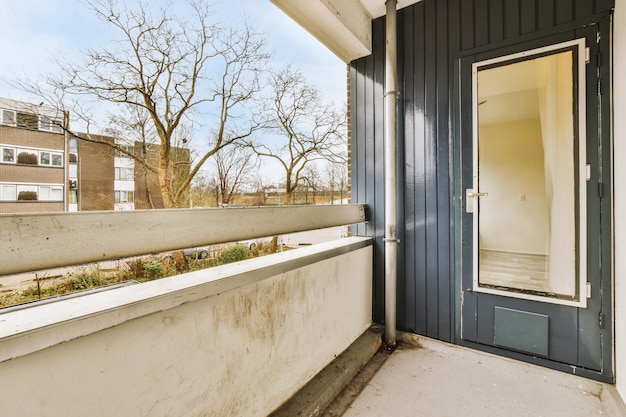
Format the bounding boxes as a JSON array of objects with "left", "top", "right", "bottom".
[
  {"left": 461, "top": 0, "right": 475, "bottom": 51},
  {"left": 538, "top": 0, "right": 556, "bottom": 29},
  {"left": 575, "top": 0, "right": 594, "bottom": 18},
  {"left": 504, "top": 0, "right": 521, "bottom": 38},
  {"left": 423, "top": 0, "right": 440, "bottom": 338},
  {"left": 489, "top": 0, "right": 505, "bottom": 42},
  {"left": 436, "top": 0, "right": 453, "bottom": 341},
  {"left": 520, "top": 0, "right": 537, "bottom": 34},
  {"left": 413, "top": 5, "right": 429, "bottom": 335},
  {"left": 351, "top": 0, "right": 614, "bottom": 340},
  {"left": 555, "top": 0, "right": 575, "bottom": 23},
  {"left": 400, "top": 7, "right": 416, "bottom": 333},
  {"left": 474, "top": 0, "right": 490, "bottom": 47}
]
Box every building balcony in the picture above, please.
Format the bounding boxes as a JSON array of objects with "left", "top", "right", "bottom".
[
  {"left": 1, "top": 205, "right": 625, "bottom": 416},
  {"left": 0, "top": 205, "right": 372, "bottom": 416}
]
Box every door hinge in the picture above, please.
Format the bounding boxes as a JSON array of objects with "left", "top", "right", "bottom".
[
  {"left": 586, "top": 282, "right": 592, "bottom": 298},
  {"left": 599, "top": 312, "right": 605, "bottom": 329},
  {"left": 585, "top": 47, "right": 590, "bottom": 64},
  {"left": 586, "top": 164, "right": 592, "bottom": 181},
  {"left": 460, "top": 290, "right": 465, "bottom": 306},
  {"left": 598, "top": 182, "right": 604, "bottom": 198}
]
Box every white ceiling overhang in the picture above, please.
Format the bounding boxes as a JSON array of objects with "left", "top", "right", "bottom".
[{"left": 270, "top": 0, "right": 421, "bottom": 63}]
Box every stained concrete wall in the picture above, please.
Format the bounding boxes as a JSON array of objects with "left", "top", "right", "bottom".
[
  {"left": 614, "top": 1, "right": 626, "bottom": 402},
  {"left": 0, "top": 237, "right": 372, "bottom": 417}
]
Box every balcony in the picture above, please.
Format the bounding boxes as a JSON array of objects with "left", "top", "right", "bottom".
[
  {"left": 0, "top": 205, "right": 372, "bottom": 416},
  {"left": 1, "top": 205, "right": 625, "bottom": 416}
]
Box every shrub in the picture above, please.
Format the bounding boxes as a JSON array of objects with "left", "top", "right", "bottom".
[
  {"left": 17, "top": 191, "right": 38, "bottom": 201},
  {"left": 123, "top": 258, "right": 145, "bottom": 279},
  {"left": 69, "top": 268, "right": 102, "bottom": 290},
  {"left": 219, "top": 245, "right": 250, "bottom": 264},
  {"left": 142, "top": 258, "right": 164, "bottom": 280},
  {"left": 17, "top": 152, "right": 38, "bottom": 165}
]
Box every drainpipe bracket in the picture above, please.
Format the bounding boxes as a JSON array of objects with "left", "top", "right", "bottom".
[{"left": 383, "top": 238, "right": 400, "bottom": 243}]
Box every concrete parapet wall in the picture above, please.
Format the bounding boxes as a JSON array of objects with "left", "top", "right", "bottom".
[{"left": 0, "top": 237, "right": 373, "bottom": 417}]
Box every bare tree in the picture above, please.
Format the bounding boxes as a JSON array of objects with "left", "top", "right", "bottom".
[
  {"left": 324, "top": 162, "right": 348, "bottom": 204},
  {"left": 213, "top": 145, "right": 256, "bottom": 205},
  {"left": 16, "top": 0, "right": 269, "bottom": 208},
  {"left": 301, "top": 165, "right": 321, "bottom": 204},
  {"left": 248, "top": 65, "right": 346, "bottom": 205},
  {"left": 252, "top": 175, "right": 273, "bottom": 206},
  {"left": 189, "top": 172, "right": 219, "bottom": 208}
]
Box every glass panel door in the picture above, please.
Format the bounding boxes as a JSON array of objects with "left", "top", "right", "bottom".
[{"left": 470, "top": 39, "right": 587, "bottom": 306}]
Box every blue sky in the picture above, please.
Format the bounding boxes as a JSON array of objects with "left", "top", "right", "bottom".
[
  {"left": 0, "top": 1, "right": 347, "bottom": 182},
  {"left": 0, "top": 0, "right": 346, "bottom": 110}
]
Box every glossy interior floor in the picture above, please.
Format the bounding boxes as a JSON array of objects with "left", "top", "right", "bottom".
[
  {"left": 338, "top": 335, "right": 626, "bottom": 417},
  {"left": 479, "top": 249, "right": 550, "bottom": 292}
]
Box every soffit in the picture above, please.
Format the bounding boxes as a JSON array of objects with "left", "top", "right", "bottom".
[{"left": 269, "top": 0, "right": 421, "bottom": 63}]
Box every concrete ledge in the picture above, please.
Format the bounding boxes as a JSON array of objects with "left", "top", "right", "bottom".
[
  {"left": 270, "top": 327, "right": 383, "bottom": 417},
  {"left": 0, "top": 237, "right": 371, "bottom": 363}
]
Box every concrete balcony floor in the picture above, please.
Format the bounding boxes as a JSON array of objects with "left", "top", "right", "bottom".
[{"left": 330, "top": 335, "right": 626, "bottom": 417}]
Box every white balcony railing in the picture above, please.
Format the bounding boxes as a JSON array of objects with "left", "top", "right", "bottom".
[{"left": 0, "top": 205, "right": 372, "bottom": 417}]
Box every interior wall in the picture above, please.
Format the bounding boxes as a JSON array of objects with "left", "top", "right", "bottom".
[
  {"left": 479, "top": 119, "right": 548, "bottom": 254},
  {"left": 613, "top": 0, "right": 626, "bottom": 401}
]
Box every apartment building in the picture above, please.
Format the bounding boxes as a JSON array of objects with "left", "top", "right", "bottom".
[
  {"left": 0, "top": 98, "right": 67, "bottom": 214},
  {"left": 0, "top": 98, "right": 189, "bottom": 213}
]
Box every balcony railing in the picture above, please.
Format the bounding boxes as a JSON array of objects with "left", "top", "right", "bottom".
[{"left": 0, "top": 205, "right": 372, "bottom": 416}]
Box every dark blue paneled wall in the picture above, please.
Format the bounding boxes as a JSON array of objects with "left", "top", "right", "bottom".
[{"left": 350, "top": 0, "right": 614, "bottom": 342}]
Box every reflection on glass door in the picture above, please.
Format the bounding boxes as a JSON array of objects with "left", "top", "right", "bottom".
[{"left": 470, "top": 40, "right": 587, "bottom": 306}]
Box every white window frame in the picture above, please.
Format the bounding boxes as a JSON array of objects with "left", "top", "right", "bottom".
[
  {"left": 115, "top": 190, "right": 134, "bottom": 203},
  {"left": 39, "top": 115, "right": 64, "bottom": 134},
  {"left": 39, "top": 150, "right": 63, "bottom": 167},
  {"left": 0, "top": 184, "right": 16, "bottom": 201},
  {"left": 1, "top": 146, "right": 16, "bottom": 164},
  {"left": 115, "top": 167, "right": 134, "bottom": 181},
  {"left": 39, "top": 185, "right": 64, "bottom": 201},
  {"left": 1, "top": 109, "right": 16, "bottom": 126}
]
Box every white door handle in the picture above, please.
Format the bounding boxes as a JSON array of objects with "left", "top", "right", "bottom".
[{"left": 466, "top": 189, "right": 488, "bottom": 213}]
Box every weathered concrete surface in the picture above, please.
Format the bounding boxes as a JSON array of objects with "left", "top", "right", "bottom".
[
  {"left": 342, "top": 335, "right": 626, "bottom": 417},
  {"left": 0, "top": 238, "right": 372, "bottom": 417},
  {"left": 270, "top": 327, "right": 382, "bottom": 417}
]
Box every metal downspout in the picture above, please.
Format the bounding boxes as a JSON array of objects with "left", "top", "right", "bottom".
[{"left": 384, "top": 0, "right": 398, "bottom": 347}]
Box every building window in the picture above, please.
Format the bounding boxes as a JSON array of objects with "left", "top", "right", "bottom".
[
  {"left": 69, "top": 163, "right": 78, "bottom": 178},
  {"left": 39, "top": 116, "right": 64, "bottom": 133},
  {"left": 0, "top": 184, "right": 65, "bottom": 202},
  {"left": 39, "top": 186, "right": 64, "bottom": 201},
  {"left": 39, "top": 151, "right": 63, "bottom": 167},
  {"left": 17, "top": 185, "right": 39, "bottom": 201},
  {"left": 69, "top": 138, "right": 78, "bottom": 153},
  {"left": 115, "top": 145, "right": 134, "bottom": 157},
  {"left": 1, "top": 109, "right": 16, "bottom": 126},
  {"left": 51, "top": 153, "right": 63, "bottom": 166},
  {"left": 115, "top": 190, "right": 134, "bottom": 203},
  {"left": 2, "top": 147, "right": 15, "bottom": 163},
  {"left": 17, "top": 150, "right": 38, "bottom": 165},
  {"left": 16, "top": 112, "right": 39, "bottom": 130},
  {"left": 115, "top": 167, "right": 134, "bottom": 180},
  {"left": 69, "top": 189, "right": 77, "bottom": 204},
  {"left": 0, "top": 185, "right": 16, "bottom": 201}
]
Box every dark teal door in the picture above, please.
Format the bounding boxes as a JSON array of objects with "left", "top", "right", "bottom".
[{"left": 458, "top": 26, "right": 612, "bottom": 382}]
